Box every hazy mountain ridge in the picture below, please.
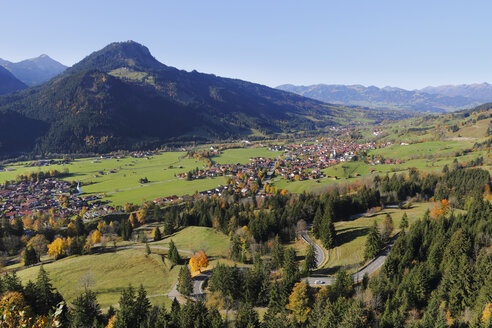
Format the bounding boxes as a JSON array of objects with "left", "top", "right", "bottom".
[
  {"left": 0, "top": 54, "right": 67, "bottom": 86},
  {"left": 421, "top": 82, "right": 492, "bottom": 102},
  {"left": 0, "top": 65, "right": 27, "bottom": 95},
  {"left": 277, "top": 83, "right": 483, "bottom": 113}
]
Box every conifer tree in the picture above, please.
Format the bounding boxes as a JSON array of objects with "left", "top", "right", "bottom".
[
  {"left": 23, "top": 246, "right": 39, "bottom": 266},
  {"left": 177, "top": 265, "right": 192, "bottom": 296},
  {"left": 71, "top": 289, "right": 101, "bottom": 328},
  {"left": 400, "top": 212, "right": 409, "bottom": 230},
  {"left": 168, "top": 240, "right": 180, "bottom": 265},
  {"left": 134, "top": 285, "right": 151, "bottom": 326},
  {"left": 152, "top": 227, "right": 162, "bottom": 241},
  {"left": 364, "top": 220, "right": 382, "bottom": 260}
]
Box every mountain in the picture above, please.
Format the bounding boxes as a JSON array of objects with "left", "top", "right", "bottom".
[
  {"left": 0, "top": 41, "right": 393, "bottom": 157},
  {"left": 0, "top": 65, "right": 27, "bottom": 95},
  {"left": 277, "top": 84, "right": 480, "bottom": 113},
  {"left": 0, "top": 55, "right": 67, "bottom": 86},
  {"left": 420, "top": 82, "right": 492, "bottom": 103}
]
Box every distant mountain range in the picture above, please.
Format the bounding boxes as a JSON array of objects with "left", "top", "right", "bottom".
[
  {"left": 0, "top": 66, "right": 27, "bottom": 95},
  {"left": 0, "top": 54, "right": 67, "bottom": 86},
  {"left": 0, "top": 41, "right": 394, "bottom": 157},
  {"left": 276, "top": 83, "right": 492, "bottom": 113}
]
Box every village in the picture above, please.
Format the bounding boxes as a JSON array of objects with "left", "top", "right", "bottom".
[{"left": 0, "top": 178, "right": 113, "bottom": 222}]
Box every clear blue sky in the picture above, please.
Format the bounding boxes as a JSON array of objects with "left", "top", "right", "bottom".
[{"left": 2, "top": 0, "right": 491, "bottom": 89}]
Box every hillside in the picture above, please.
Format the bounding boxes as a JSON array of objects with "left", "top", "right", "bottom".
[
  {"left": 0, "top": 65, "right": 27, "bottom": 95},
  {"left": 0, "top": 41, "right": 397, "bottom": 157},
  {"left": 0, "top": 54, "right": 67, "bottom": 86},
  {"left": 277, "top": 83, "right": 480, "bottom": 113}
]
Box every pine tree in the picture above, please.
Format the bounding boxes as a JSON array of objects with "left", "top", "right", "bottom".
[
  {"left": 271, "top": 235, "right": 284, "bottom": 269},
  {"left": 168, "top": 240, "right": 180, "bottom": 265},
  {"left": 320, "top": 215, "right": 337, "bottom": 249},
  {"left": 312, "top": 206, "right": 323, "bottom": 239},
  {"left": 177, "top": 265, "right": 192, "bottom": 296},
  {"left": 23, "top": 246, "right": 39, "bottom": 266},
  {"left": 134, "top": 285, "right": 151, "bottom": 326},
  {"left": 71, "top": 289, "right": 101, "bottom": 328},
  {"left": 115, "top": 286, "right": 136, "bottom": 328},
  {"left": 152, "top": 227, "right": 162, "bottom": 241},
  {"left": 364, "top": 220, "right": 382, "bottom": 260},
  {"left": 302, "top": 244, "right": 317, "bottom": 276},
  {"left": 282, "top": 248, "right": 300, "bottom": 297},
  {"left": 400, "top": 212, "right": 409, "bottom": 230},
  {"left": 35, "top": 266, "right": 63, "bottom": 314},
  {"left": 235, "top": 303, "right": 260, "bottom": 328}
]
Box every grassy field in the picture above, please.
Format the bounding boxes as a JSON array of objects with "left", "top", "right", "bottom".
[
  {"left": 0, "top": 152, "right": 226, "bottom": 205},
  {"left": 14, "top": 226, "right": 230, "bottom": 309},
  {"left": 212, "top": 147, "right": 278, "bottom": 165},
  {"left": 148, "top": 226, "right": 231, "bottom": 260},
  {"left": 16, "top": 248, "right": 179, "bottom": 309},
  {"left": 314, "top": 202, "right": 465, "bottom": 274},
  {"left": 369, "top": 140, "right": 477, "bottom": 160}
]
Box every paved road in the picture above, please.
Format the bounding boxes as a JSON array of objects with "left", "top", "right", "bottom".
[
  {"left": 305, "top": 232, "right": 400, "bottom": 286},
  {"left": 299, "top": 225, "right": 325, "bottom": 268}
]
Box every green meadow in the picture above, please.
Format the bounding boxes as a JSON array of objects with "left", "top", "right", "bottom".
[{"left": 15, "top": 226, "right": 231, "bottom": 309}]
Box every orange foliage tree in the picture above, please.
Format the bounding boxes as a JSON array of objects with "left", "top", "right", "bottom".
[
  {"left": 189, "top": 251, "right": 208, "bottom": 272},
  {"left": 430, "top": 199, "right": 450, "bottom": 218}
]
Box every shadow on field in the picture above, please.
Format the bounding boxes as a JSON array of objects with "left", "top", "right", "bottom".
[{"left": 335, "top": 227, "right": 369, "bottom": 245}]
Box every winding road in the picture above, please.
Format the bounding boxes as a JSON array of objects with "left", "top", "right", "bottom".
[
  {"left": 303, "top": 231, "right": 400, "bottom": 285},
  {"left": 166, "top": 208, "right": 402, "bottom": 300}
]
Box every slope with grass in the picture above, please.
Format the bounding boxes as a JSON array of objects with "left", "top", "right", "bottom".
[{"left": 16, "top": 247, "right": 179, "bottom": 309}]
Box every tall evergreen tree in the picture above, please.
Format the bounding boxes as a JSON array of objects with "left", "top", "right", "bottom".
[
  {"left": 71, "top": 289, "right": 101, "bottom": 328},
  {"left": 134, "top": 285, "right": 151, "bottom": 326},
  {"left": 302, "top": 244, "right": 317, "bottom": 276},
  {"left": 24, "top": 246, "right": 39, "bottom": 266},
  {"left": 168, "top": 239, "right": 180, "bottom": 265},
  {"left": 364, "top": 220, "right": 382, "bottom": 260},
  {"left": 35, "top": 266, "right": 63, "bottom": 314},
  {"left": 399, "top": 212, "right": 409, "bottom": 230},
  {"left": 177, "top": 265, "right": 192, "bottom": 296}
]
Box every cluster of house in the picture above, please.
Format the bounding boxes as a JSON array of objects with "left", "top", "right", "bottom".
[
  {"left": 271, "top": 140, "right": 382, "bottom": 181},
  {"left": 27, "top": 159, "right": 71, "bottom": 167},
  {"left": 0, "top": 178, "right": 113, "bottom": 220},
  {"left": 173, "top": 139, "right": 395, "bottom": 195}
]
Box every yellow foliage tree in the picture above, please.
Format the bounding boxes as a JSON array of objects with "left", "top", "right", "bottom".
[
  {"left": 483, "top": 303, "right": 492, "bottom": 323},
  {"left": 189, "top": 250, "right": 208, "bottom": 272},
  {"left": 286, "top": 281, "right": 312, "bottom": 324},
  {"left": 92, "top": 230, "right": 102, "bottom": 244},
  {"left": 47, "top": 238, "right": 68, "bottom": 259}
]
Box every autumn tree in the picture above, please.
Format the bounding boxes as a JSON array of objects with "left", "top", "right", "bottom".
[
  {"left": 189, "top": 251, "right": 208, "bottom": 272},
  {"left": 47, "top": 237, "right": 68, "bottom": 259},
  {"left": 430, "top": 199, "right": 450, "bottom": 218},
  {"left": 286, "top": 281, "right": 312, "bottom": 324},
  {"left": 27, "top": 234, "right": 49, "bottom": 259}
]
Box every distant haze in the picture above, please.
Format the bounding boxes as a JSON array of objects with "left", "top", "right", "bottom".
[{"left": 277, "top": 83, "right": 492, "bottom": 113}]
